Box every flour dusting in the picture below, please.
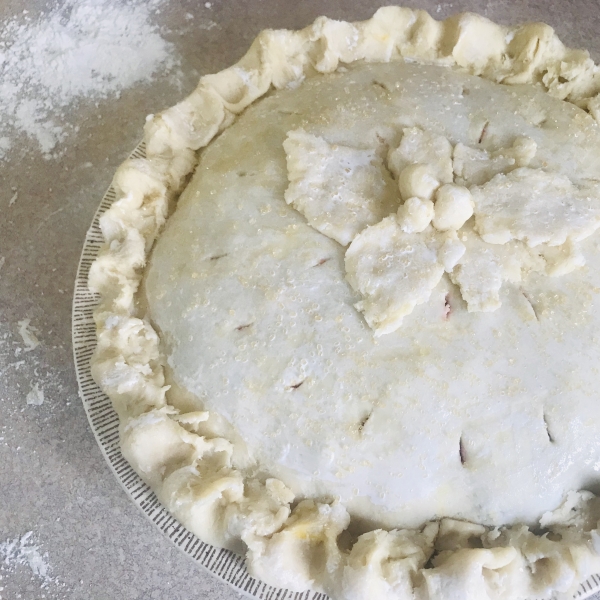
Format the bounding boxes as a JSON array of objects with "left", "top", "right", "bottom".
[
  {"left": 0, "top": 532, "right": 60, "bottom": 595},
  {"left": 0, "top": 532, "right": 49, "bottom": 579},
  {"left": 0, "top": 0, "right": 178, "bottom": 159},
  {"left": 17, "top": 319, "right": 40, "bottom": 351},
  {"left": 26, "top": 382, "right": 45, "bottom": 406}
]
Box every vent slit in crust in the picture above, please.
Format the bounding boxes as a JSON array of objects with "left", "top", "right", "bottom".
[
  {"left": 543, "top": 412, "right": 555, "bottom": 444},
  {"left": 459, "top": 435, "right": 467, "bottom": 466},
  {"left": 372, "top": 79, "right": 390, "bottom": 93},
  {"left": 521, "top": 290, "right": 540, "bottom": 321},
  {"left": 443, "top": 293, "right": 452, "bottom": 319},
  {"left": 357, "top": 411, "right": 373, "bottom": 434},
  {"left": 478, "top": 121, "right": 489, "bottom": 144}
]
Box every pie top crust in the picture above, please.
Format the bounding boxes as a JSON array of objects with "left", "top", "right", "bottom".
[{"left": 89, "top": 7, "right": 600, "bottom": 600}]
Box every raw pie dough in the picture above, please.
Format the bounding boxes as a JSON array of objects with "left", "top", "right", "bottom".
[{"left": 89, "top": 7, "right": 600, "bottom": 600}]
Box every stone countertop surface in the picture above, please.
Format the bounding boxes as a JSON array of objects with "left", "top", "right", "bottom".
[{"left": 1, "top": 1, "right": 600, "bottom": 599}]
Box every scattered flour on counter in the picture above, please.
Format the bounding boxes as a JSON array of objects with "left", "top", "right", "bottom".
[
  {"left": 0, "top": 137, "right": 10, "bottom": 157},
  {"left": 0, "top": 0, "right": 178, "bottom": 159},
  {"left": 0, "top": 532, "right": 49, "bottom": 579},
  {"left": 26, "top": 382, "right": 44, "bottom": 406},
  {"left": 17, "top": 319, "right": 40, "bottom": 351},
  {"left": 0, "top": 532, "right": 61, "bottom": 597},
  {"left": 198, "top": 20, "right": 219, "bottom": 31}
]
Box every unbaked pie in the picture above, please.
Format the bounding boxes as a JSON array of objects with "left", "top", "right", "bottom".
[{"left": 89, "top": 7, "right": 600, "bottom": 600}]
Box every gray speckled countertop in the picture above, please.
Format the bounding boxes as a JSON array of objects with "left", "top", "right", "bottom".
[{"left": 1, "top": 1, "right": 600, "bottom": 599}]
